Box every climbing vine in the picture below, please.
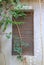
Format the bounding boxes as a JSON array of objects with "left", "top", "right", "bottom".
[
  {"left": 0, "top": 0, "right": 25, "bottom": 38},
  {"left": 0, "top": 0, "right": 28, "bottom": 64}
]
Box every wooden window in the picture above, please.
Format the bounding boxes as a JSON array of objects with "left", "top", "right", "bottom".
[{"left": 12, "top": 10, "right": 34, "bottom": 55}]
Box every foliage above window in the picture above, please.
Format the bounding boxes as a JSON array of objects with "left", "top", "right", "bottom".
[
  {"left": 0, "top": 0, "right": 27, "bottom": 62},
  {"left": 0, "top": 0, "right": 26, "bottom": 38}
]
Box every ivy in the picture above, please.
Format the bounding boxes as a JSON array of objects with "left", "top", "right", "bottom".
[
  {"left": 0, "top": 0, "right": 27, "bottom": 62},
  {"left": 6, "top": 32, "right": 12, "bottom": 39},
  {"left": 0, "top": 0, "right": 25, "bottom": 31},
  {"left": 13, "top": 36, "right": 29, "bottom": 61},
  {"left": 0, "top": 0, "right": 2, "bottom": 2},
  {"left": 17, "top": 55, "right": 23, "bottom": 61}
]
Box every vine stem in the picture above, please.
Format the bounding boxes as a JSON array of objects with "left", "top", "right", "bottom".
[{"left": 16, "top": 24, "right": 28, "bottom": 65}]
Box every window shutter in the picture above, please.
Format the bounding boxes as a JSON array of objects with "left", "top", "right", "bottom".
[{"left": 12, "top": 10, "right": 34, "bottom": 55}]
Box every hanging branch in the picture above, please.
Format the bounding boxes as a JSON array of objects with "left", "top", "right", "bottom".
[
  {"left": 16, "top": 24, "right": 28, "bottom": 65},
  {"left": 38, "top": 0, "right": 43, "bottom": 65},
  {"left": 0, "top": 0, "right": 30, "bottom": 65}
]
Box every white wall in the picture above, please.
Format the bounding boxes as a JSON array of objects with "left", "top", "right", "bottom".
[{"left": 0, "top": 3, "right": 44, "bottom": 65}]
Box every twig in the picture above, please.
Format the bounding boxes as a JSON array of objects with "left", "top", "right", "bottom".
[{"left": 16, "top": 24, "right": 28, "bottom": 65}]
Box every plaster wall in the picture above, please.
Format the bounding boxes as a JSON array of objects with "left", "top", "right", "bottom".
[{"left": 0, "top": 3, "right": 44, "bottom": 65}]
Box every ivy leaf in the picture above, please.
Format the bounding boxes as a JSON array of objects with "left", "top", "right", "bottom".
[
  {"left": 6, "top": 32, "right": 12, "bottom": 39},
  {"left": 3, "top": 21, "right": 8, "bottom": 32},
  {"left": 17, "top": 55, "right": 23, "bottom": 61},
  {"left": 14, "top": 47, "right": 22, "bottom": 54},
  {"left": 0, "top": 21, "right": 4, "bottom": 27},
  {"left": 0, "top": 0, "right": 2, "bottom": 2},
  {"left": 13, "top": 21, "right": 24, "bottom": 25},
  {"left": 6, "top": 34, "right": 10, "bottom": 39},
  {"left": 2, "top": 17, "right": 12, "bottom": 32},
  {"left": 18, "top": 12, "right": 26, "bottom": 17},
  {"left": 0, "top": 8, "right": 2, "bottom": 14},
  {"left": 21, "top": 40, "right": 29, "bottom": 47},
  {"left": 14, "top": 0, "right": 20, "bottom": 4},
  {"left": 10, "top": 9, "right": 26, "bottom": 19}
]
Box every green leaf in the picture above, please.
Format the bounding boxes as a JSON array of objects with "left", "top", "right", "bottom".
[
  {"left": 13, "top": 21, "right": 24, "bottom": 25},
  {"left": 14, "top": 47, "right": 22, "bottom": 54},
  {"left": 0, "top": 8, "right": 2, "bottom": 13},
  {"left": 17, "top": 55, "right": 23, "bottom": 61},
  {"left": 0, "top": 0, "right": 2, "bottom": 2},
  {"left": 2, "top": 17, "right": 12, "bottom": 32},
  {"left": 3, "top": 20, "right": 9, "bottom": 32},
  {"left": 14, "top": 0, "right": 20, "bottom": 4},
  {"left": 21, "top": 40, "right": 29, "bottom": 47},
  {"left": 6, "top": 34, "right": 10, "bottom": 39},
  {"left": 0, "top": 21, "right": 4, "bottom": 27},
  {"left": 6, "top": 32, "right": 12, "bottom": 39},
  {"left": 10, "top": 9, "right": 26, "bottom": 19}
]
